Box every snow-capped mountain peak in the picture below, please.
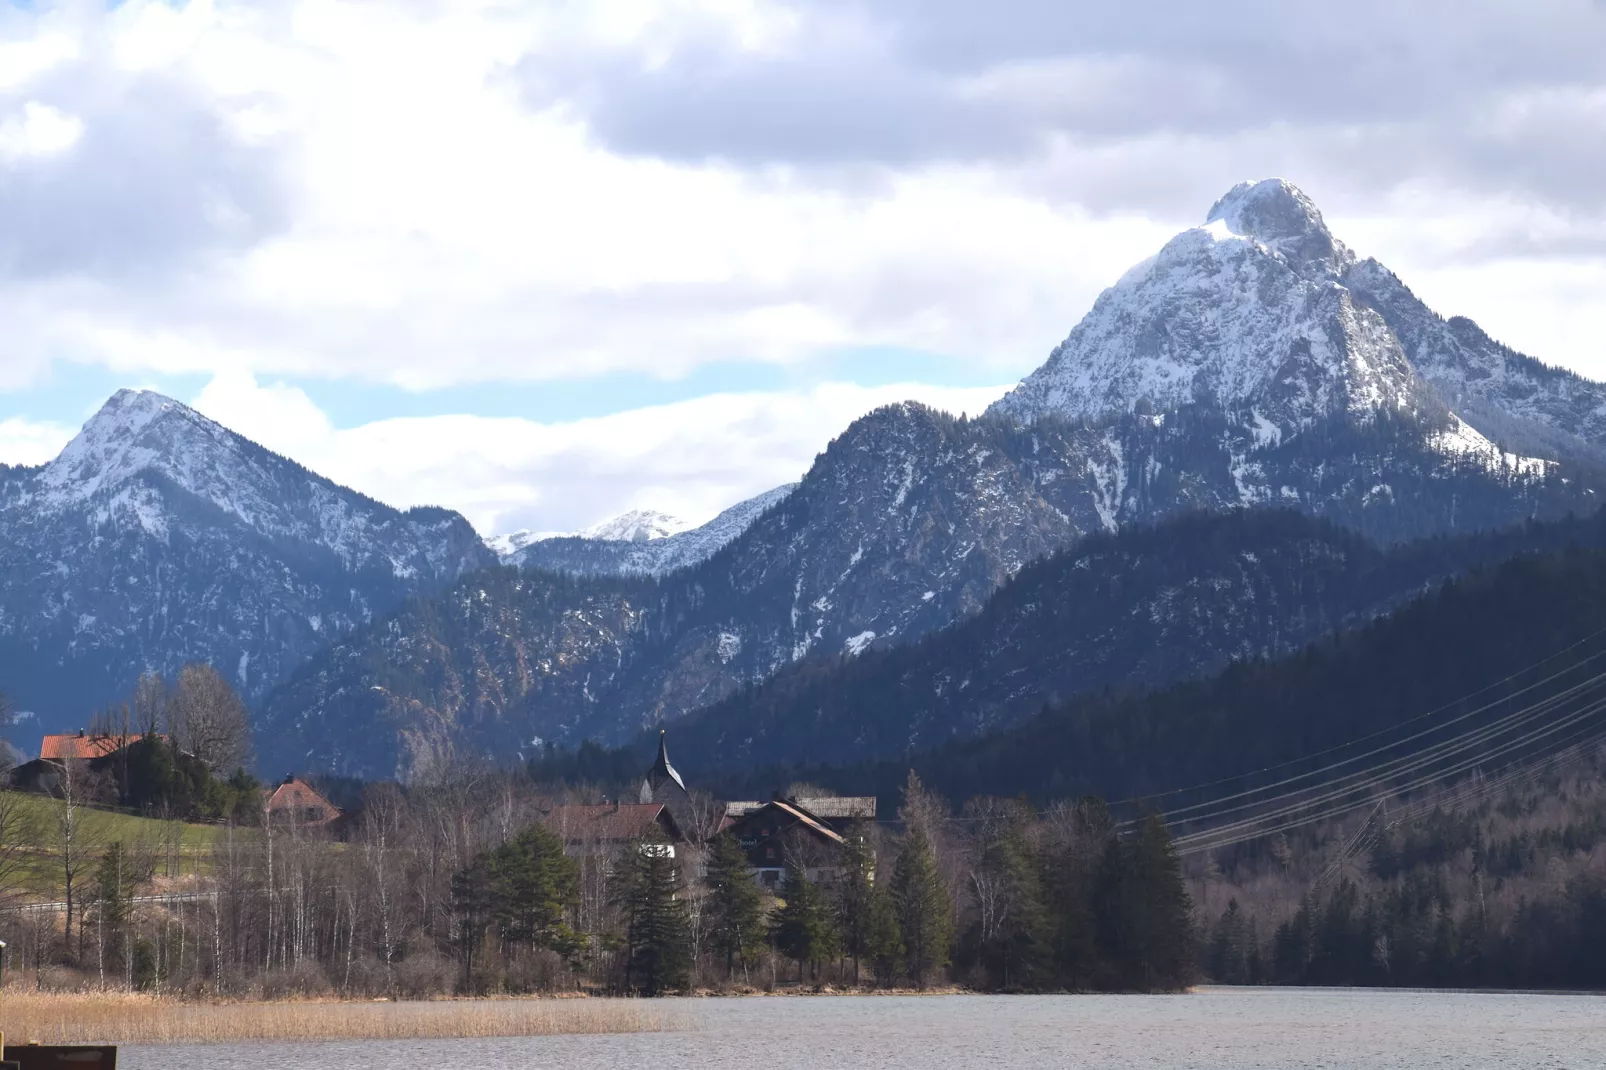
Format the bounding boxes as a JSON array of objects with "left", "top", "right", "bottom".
[
  {"left": 1205, "top": 178, "right": 1353, "bottom": 278},
  {"left": 579, "top": 509, "right": 689, "bottom": 543},
  {"left": 41, "top": 389, "right": 202, "bottom": 500},
  {"left": 988, "top": 178, "right": 1424, "bottom": 431}
]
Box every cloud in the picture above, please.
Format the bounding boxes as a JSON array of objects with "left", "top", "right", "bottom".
[
  {"left": 0, "top": 0, "right": 1604, "bottom": 407},
  {"left": 188, "top": 372, "right": 1010, "bottom": 535},
  {"left": 0, "top": 101, "right": 82, "bottom": 161},
  {"left": 0, "top": 415, "right": 74, "bottom": 467}
]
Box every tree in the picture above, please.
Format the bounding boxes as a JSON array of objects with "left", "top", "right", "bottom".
[
  {"left": 961, "top": 802, "right": 1049, "bottom": 990},
  {"left": 0, "top": 789, "right": 39, "bottom": 910},
  {"left": 169, "top": 663, "right": 254, "bottom": 773},
  {"left": 833, "top": 821, "right": 877, "bottom": 985},
  {"left": 1096, "top": 812, "right": 1193, "bottom": 990},
  {"left": 451, "top": 855, "right": 495, "bottom": 991},
  {"left": 51, "top": 756, "right": 108, "bottom": 963},
  {"left": 704, "top": 831, "right": 764, "bottom": 980},
  {"left": 131, "top": 672, "right": 168, "bottom": 738},
  {"left": 93, "top": 841, "right": 140, "bottom": 986},
  {"left": 617, "top": 837, "right": 691, "bottom": 995},
  {"left": 864, "top": 880, "right": 904, "bottom": 988},
  {"left": 487, "top": 822, "right": 581, "bottom": 957},
  {"left": 772, "top": 860, "right": 837, "bottom": 982},
  {"left": 891, "top": 823, "right": 952, "bottom": 988}
]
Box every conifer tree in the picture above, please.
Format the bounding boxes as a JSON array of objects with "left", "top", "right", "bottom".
[
  {"left": 891, "top": 823, "right": 952, "bottom": 988},
  {"left": 1096, "top": 812, "right": 1193, "bottom": 990},
  {"left": 618, "top": 836, "right": 691, "bottom": 995},
  {"left": 865, "top": 880, "right": 904, "bottom": 988},
  {"left": 833, "top": 821, "right": 877, "bottom": 985},
  {"left": 487, "top": 822, "right": 581, "bottom": 957},
  {"left": 704, "top": 831, "right": 764, "bottom": 980},
  {"left": 773, "top": 860, "right": 838, "bottom": 982}
]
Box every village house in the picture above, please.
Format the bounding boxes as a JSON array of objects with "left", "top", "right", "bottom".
[
  {"left": 264, "top": 774, "right": 342, "bottom": 826},
  {"left": 540, "top": 801, "right": 683, "bottom": 855},
  {"left": 722, "top": 795, "right": 878, "bottom": 889}
]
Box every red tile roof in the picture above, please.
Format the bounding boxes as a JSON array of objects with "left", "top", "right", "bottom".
[
  {"left": 39, "top": 733, "right": 160, "bottom": 761},
  {"left": 265, "top": 777, "right": 341, "bottom": 822}
]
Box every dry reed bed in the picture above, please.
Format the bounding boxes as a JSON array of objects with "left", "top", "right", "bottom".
[{"left": 0, "top": 992, "right": 688, "bottom": 1045}]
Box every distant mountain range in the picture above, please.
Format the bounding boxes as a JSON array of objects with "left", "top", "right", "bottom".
[
  {"left": 496, "top": 486, "right": 797, "bottom": 577},
  {"left": 10, "top": 178, "right": 1606, "bottom": 779}
]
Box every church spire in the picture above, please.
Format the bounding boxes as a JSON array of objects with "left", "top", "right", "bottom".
[{"left": 641, "top": 728, "right": 687, "bottom": 804}]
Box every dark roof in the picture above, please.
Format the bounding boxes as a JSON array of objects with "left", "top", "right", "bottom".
[
  {"left": 542, "top": 803, "right": 682, "bottom": 843},
  {"left": 726, "top": 799, "right": 845, "bottom": 846},
  {"left": 725, "top": 796, "right": 876, "bottom": 821},
  {"left": 644, "top": 730, "right": 686, "bottom": 795}
]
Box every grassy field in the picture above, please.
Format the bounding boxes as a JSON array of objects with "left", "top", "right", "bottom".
[
  {"left": 1, "top": 791, "right": 223, "bottom": 896},
  {"left": 0, "top": 992, "right": 688, "bottom": 1044}
]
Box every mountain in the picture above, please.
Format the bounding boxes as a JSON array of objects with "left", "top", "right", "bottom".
[
  {"left": 251, "top": 178, "right": 1606, "bottom": 776},
  {"left": 774, "top": 540, "right": 1606, "bottom": 810},
  {"left": 0, "top": 390, "right": 494, "bottom": 739},
  {"left": 661, "top": 506, "right": 1606, "bottom": 773},
  {"left": 502, "top": 485, "right": 797, "bottom": 577}
]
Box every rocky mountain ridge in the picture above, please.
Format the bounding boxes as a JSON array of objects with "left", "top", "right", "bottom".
[{"left": 0, "top": 389, "right": 493, "bottom": 740}]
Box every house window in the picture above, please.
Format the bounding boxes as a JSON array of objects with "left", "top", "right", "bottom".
[{"left": 765, "top": 846, "right": 775, "bottom": 859}]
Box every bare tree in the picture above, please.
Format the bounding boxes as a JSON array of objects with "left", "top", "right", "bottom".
[
  {"left": 132, "top": 671, "right": 169, "bottom": 738},
  {"left": 0, "top": 788, "right": 39, "bottom": 909},
  {"left": 51, "top": 756, "right": 109, "bottom": 962},
  {"left": 169, "top": 663, "right": 255, "bottom": 773}
]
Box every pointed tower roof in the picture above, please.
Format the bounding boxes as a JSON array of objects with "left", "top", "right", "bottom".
[{"left": 645, "top": 729, "right": 686, "bottom": 796}]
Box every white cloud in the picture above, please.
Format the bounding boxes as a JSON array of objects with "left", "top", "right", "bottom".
[
  {"left": 187, "top": 371, "right": 1009, "bottom": 536},
  {"left": 0, "top": 102, "right": 83, "bottom": 161},
  {"left": 0, "top": 416, "right": 74, "bottom": 467},
  {"left": 0, "top": 0, "right": 1602, "bottom": 410}
]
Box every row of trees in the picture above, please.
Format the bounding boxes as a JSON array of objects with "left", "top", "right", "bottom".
[
  {"left": 441, "top": 773, "right": 1196, "bottom": 994},
  {"left": 0, "top": 767, "right": 1196, "bottom": 996}
]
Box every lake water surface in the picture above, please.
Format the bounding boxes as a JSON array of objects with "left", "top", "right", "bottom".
[{"left": 122, "top": 988, "right": 1606, "bottom": 1069}]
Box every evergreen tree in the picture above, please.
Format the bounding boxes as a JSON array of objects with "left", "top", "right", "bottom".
[
  {"left": 487, "top": 822, "right": 581, "bottom": 955},
  {"left": 891, "top": 823, "right": 952, "bottom": 988},
  {"left": 865, "top": 880, "right": 904, "bottom": 988},
  {"left": 617, "top": 837, "right": 691, "bottom": 995},
  {"left": 772, "top": 860, "right": 838, "bottom": 982},
  {"left": 1097, "top": 813, "right": 1193, "bottom": 990},
  {"left": 704, "top": 831, "right": 765, "bottom": 980},
  {"left": 93, "top": 841, "right": 135, "bottom": 985},
  {"left": 966, "top": 815, "right": 1049, "bottom": 990},
  {"left": 833, "top": 821, "right": 877, "bottom": 985}
]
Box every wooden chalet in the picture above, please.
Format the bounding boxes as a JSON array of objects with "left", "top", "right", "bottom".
[{"left": 722, "top": 796, "right": 875, "bottom": 889}]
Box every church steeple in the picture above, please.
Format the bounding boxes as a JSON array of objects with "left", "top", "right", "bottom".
[{"left": 640, "top": 728, "right": 687, "bottom": 804}]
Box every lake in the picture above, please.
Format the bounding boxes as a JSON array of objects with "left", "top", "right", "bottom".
[{"left": 121, "top": 988, "right": 1606, "bottom": 1069}]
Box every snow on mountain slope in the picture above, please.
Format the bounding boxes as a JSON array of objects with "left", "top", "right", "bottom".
[
  {"left": 579, "top": 509, "right": 689, "bottom": 542},
  {"left": 988, "top": 180, "right": 1429, "bottom": 432},
  {"left": 507, "top": 484, "right": 798, "bottom": 576},
  {"left": 258, "top": 179, "right": 1606, "bottom": 777},
  {"left": 0, "top": 390, "right": 494, "bottom": 734}
]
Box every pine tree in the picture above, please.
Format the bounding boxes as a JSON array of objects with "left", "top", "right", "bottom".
[
  {"left": 833, "top": 822, "right": 877, "bottom": 985},
  {"left": 891, "top": 823, "right": 952, "bottom": 988},
  {"left": 1097, "top": 812, "right": 1193, "bottom": 990},
  {"left": 772, "top": 860, "right": 838, "bottom": 982},
  {"left": 487, "top": 822, "right": 580, "bottom": 955},
  {"left": 618, "top": 837, "right": 691, "bottom": 995},
  {"left": 93, "top": 841, "right": 134, "bottom": 986},
  {"left": 704, "top": 831, "right": 764, "bottom": 981},
  {"left": 865, "top": 880, "right": 904, "bottom": 988}
]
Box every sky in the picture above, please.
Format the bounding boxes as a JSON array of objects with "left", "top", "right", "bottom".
[{"left": 2, "top": 1, "right": 1605, "bottom": 538}]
